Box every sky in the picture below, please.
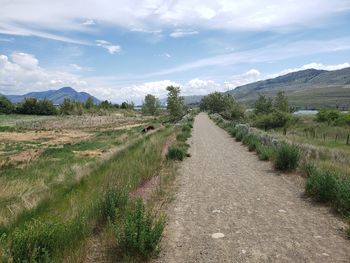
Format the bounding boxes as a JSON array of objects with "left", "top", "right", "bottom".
[{"left": 0, "top": 0, "right": 350, "bottom": 104}]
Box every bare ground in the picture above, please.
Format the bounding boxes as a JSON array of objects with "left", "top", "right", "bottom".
[{"left": 156, "top": 113, "right": 350, "bottom": 263}]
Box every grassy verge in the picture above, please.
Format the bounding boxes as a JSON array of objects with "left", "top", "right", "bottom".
[{"left": 0, "top": 126, "right": 174, "bottom": 262}]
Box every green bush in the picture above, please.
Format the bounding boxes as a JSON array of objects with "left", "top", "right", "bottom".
[
  {"left": 335, "top": 178, "right": 350, "bottom": 216},
  {"left": 167, "top": 145, "right": 187, "bottom": 161},
  {"left": 254, "top": 111, "right": 292, "bottom": 130},
  {"left": 256, "top": 144, "right": 275, "bottom": 161},
  {"left": 274, "top": 142, "right": 300, "bottom": 171},
  {"left": 305, "top": 169, "right": 338, "bottom": 203},
  {"left": 227, "top": 127, "right": 237, "bottom": 137},
  {"left": 10, "top": 217, "right": 87, "bottom": 262},
  {"left": 116, "top": 200, "right": 164, "bottom": 258},
  {"left": 235, "top": 130, "right": 246, "bottom": 142},
  {"left": 242, "top": 134, "right": 260, "bottom": 151},
  {"left": 98, "top": 188, "right": 128, "bottom": 223}
]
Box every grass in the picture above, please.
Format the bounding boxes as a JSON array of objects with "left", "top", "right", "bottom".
[{"left": 1, "top": 126, "right": 174, "bottom": 261}]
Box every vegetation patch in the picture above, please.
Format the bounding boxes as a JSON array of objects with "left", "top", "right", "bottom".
[{"left": 274, "top": 142, "right": 300, "bottom": 171}]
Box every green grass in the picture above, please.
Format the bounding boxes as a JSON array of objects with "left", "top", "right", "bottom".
[
  {"left": 1, "top": 126, "right": 174, "bottom": 262},
  {"left": 0, "top": 114, "right": 55, "bottom": 127}
]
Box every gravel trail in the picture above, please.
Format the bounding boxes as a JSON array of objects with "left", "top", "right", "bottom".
[{"left": 156, "top": 113, "right": 350, "bottom": 263}]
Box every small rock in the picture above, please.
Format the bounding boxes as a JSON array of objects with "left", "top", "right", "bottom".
[
  {"left": 322, "top": 253, "right": 330, "bottom": 257},
  {"left": 212, "top": 209, "right": 221, "bottom": 214},
  {"left": 278, "top": 209, "right": 287, "bottom": 213},
  {"left": 242, "top": 250, "right": 246, "bottom": 254},
  {"left": 257, "top": 198, "right": 261, "bottom": 201},
  {"left": 211, "top": 233, "right": 225, "bottom": 239},
  {"left": 314, "top": 235, "right": 322, "bottom": 239}
]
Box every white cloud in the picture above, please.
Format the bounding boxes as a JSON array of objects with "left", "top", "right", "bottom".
[
  {"left": 0, "top": 53, "right": 87, "bottom": 95},
  {"left": 96, "top": 40, "right": 121, "bottom": 54},
  {"left": 170, "top": 29, "right": 199, "bottom": 38},
  {"left": 0, "top": 0, "right": 348, "bottom": 42},
  {"left": 80, "top": 19, "right": 96, "bottom": 26},
  {"left": 163, "top": 53, "right": 171, "bottom": 58},
  {"left": 11, "top": 52, "right": 39, "bottom": 70},
  {"left": 185, "top": 78, "right": 221, "bottom": 95},
  {"left": 0, "top": 37, "right": 14, "bottom": 42},
  {"left": 225, "top": 69, "right": 262, "bottom": 90}
]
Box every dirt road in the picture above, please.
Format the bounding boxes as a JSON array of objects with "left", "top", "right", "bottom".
[{"left": 156, "top": 113, "right": 350, "bottom": 263}]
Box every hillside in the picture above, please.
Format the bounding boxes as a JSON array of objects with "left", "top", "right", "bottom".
[
  {"left": 5, "top": 87, "right": 100, "bottom": 104},
  {"left": 227, "top": 67, "right": 350, "bottom": 109}
]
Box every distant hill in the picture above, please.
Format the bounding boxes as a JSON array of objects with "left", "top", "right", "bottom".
[
  {"left": 5, "top": 87, "right": 100, "bottom": 104},
  {"left": 227, "top": 67, "right": 350, "bottom": 109}
]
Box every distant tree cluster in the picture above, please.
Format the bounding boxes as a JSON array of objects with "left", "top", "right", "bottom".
[
  {"left": 0, "top": 96, "right": 57, "bottom": 115},
  {"left": 316, "top": 109, "right": 350, "bottom": 126},
  {"left": 0, "top": 95, "right": 135, "bottom": 116},
  {"left": 200, "top": 92, "right": 244, "bottom": 121},
  {"left": 252, "top": 91, "right": 296, "bottom": 131}
]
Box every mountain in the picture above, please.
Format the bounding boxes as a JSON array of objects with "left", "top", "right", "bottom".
[
  {"left": 5, "top": 87, "right": 100, "bottom": 104},
  {"left": 226, "top": 67, "right": 350, "bottom": 109}
]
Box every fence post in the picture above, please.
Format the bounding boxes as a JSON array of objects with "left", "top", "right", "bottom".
[{"left": 347, "top": 134, "right": 350, "bottom": 145}]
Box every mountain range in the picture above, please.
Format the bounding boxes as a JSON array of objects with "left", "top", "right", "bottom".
[
  {"left": 228, "top": 67, "right": 350, "bottom": 109},
  {"left": 5, "top": 87, "right": 100, "bottom": 104},
  {"left": 182, "top": 67, "right": 350, "bottom": 109}
]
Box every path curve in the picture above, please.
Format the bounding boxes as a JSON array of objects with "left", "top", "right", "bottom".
[{"left": 156, "top": 113, "right": 350, "bottom": 263}]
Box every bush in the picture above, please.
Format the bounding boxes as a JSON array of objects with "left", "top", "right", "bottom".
[
  {"left": 10, "top": 217, "right": 87, "bottom": 262},
  {"left": 167, "top": 145, "right": 187, "bottom": 161},
  {"left": 316, "top": 109, "right": 341, "bottom": 125},
  {"left": 116, "top": 200, "right": 164, "bottom": 258},
  {"left": 335, "top": 178, "right": 350, "bottom": 216},
  {"left": 98, "top": 188, "right": 128, "bottom": 223},
  {"left": 256, "top": 144, "right": 275, "bottom": 161},
  {"left": 254, "top": 111, "right": 292, "bottom": 130},
  {"left": 305, "top": 169, "right": 338, "bottom": 203},
  {"left": 235, "top": 130, "right": 246, "bottom": 142},
  {"left": 274, "top": 142, "right": 300, "bottom": 171}
]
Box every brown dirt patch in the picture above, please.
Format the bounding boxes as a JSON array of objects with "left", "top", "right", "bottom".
[
  {"left": 73, "top": 150, "right": 104, "bottom": 158},
  {"left": 0, "top": 149, "right": 43, "bottom": 167}
]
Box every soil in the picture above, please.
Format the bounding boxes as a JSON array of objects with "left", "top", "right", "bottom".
[{"left": 156, "top": 113, "right": 350, "bottom": 263}]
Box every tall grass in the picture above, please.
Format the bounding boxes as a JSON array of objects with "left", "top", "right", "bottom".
[{"left": 1, "top": 127, "right": 173, "bottom": 262}]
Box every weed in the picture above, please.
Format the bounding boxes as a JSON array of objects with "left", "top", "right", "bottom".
[
  {"left": 115, "top": 200, "right": 164, "bottom": 258},
  {"left": 335, "top": 178, "right": 350, "bottom": 216},
  {"left": 167, "top": 145, "right": 187, "bottom": 161},
  {"left": 274, "top": 142, "right": 300, "bottom": 171},
  {"left": 97, "top": 188, "right": 128, "bottom": 223},
  {"left": 305, "top": 169, "right": 338, "bottom": 203},
  {"left": 256, "top": 144, "right": 275, "bottom": 161}
]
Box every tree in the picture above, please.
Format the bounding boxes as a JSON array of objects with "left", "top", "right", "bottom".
[
  {"left": 254, "top": 94, "right": 273, "bottom": 115},
  {"left": 85, "top": 96, "right": 94, "bottom": 110},
  {"left": 36, "top": 99, "right": 57, "bottom": 115},
  {"left": 0, "top": 96, "right": 14, "bottom": 114},
  {"left": 166, "top": 86, "right": 185, "bottom": 121},
  {"left": 120, "top": 101, "right": 134, "bottom": 110},
  {"left": 60, "top": 98, "right": 75, "bottom": 115},
  {"left": 142, "top": 94, "right": 160, "bottom": 115},
  {"left": 274, "top": 91, "right": 289, "bottom": 112},
  {"left": 200, "top": 92, "right": 244, "bottom": 120}
]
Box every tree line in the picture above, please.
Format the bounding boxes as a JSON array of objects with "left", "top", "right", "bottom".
[{"left": 0, "top": 95, "right": 135, "bottom": 115}]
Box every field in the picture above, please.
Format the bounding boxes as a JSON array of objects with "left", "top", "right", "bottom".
[
  {"left": 269, "top": 115, "right": 350, "bottom": 176},
  {"left": 0, "top": 111, "right": 191, "bottom": 262}
]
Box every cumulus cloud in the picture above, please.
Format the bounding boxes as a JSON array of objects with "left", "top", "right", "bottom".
[
  {"left": 170, "top": 29, "right": 199, "bottom": 38},
  {"left": 224, "top": 69, "right": 262, "bottom": 90},
  {"left": 0, "top": 52, "right": 87, "bottom": 94},
  {"left": 0, "top": 0, "right": 348, "bottom": 42},
  {"left": 96, "top": 40, "right": 121, "bottom": 54},
  {"left": 185, "top": 78, "right": 221, "bottom": 95}
]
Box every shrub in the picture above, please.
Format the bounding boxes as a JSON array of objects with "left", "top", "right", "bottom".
[
  {"left": 335, "top": 178, "right": 350, "bottom": 216},
  {"left": 167, "top": 145, "right": 187, "bottom": 161},
  {"left": 10, "top": 217, "right": 87, "bottom": 262},
  {"left": 227, "top": 127, "right": 237, "bottom": 137},
  {"left": 305, "top": 169, "right": 338, "bottom": 203},
  {"left": 116, "top": 200, "right": 164, "bottom": 258},
  {"left": 316, "top": 109, "right": 341, "bottom": 125},
  {"left": 254, "top": 111, "right": 292, "bottom": 130},
  {"left": 274, "top": 142, "right": 300, "bottom": 171},
  {"left": 256, "top": 144, "right": 275, "bottom": 161},
  {"left": 235, "top": 130, "right": 246, "bottom": 142},
  {"left": 98, "top": 188, "right": 128, "bottom": 223}
]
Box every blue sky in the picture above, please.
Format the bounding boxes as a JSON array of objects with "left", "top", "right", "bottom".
[{"left": 0, "top": 0, "right": 350, "bottom": 104}]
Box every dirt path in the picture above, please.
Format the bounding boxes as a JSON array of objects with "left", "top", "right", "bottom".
[{"left": 156, "top": 113, "right": 350, "bottom": 263}]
